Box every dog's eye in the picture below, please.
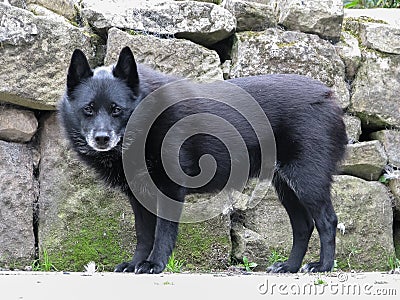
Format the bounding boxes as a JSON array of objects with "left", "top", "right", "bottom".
[
  {"left": 111, "top": 105, "right": 122, "bottom": 116},
  {"left": 83, "top": 105, "right": 93, "bottom": 116}
]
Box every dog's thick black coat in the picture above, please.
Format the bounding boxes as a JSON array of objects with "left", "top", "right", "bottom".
[{"left": 59, "top": 47, "right": 347, "bottom": 274}]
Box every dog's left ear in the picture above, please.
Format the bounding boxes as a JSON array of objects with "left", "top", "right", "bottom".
[
  {"left": 113, "top": 46, "right": 139, "bottom": 94},
  {"left": 67, "top": 49, "right": 93, "bottom": 95}
]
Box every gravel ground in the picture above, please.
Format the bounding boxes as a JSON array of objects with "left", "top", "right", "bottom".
[{"left": 0, "top": 271, "right": 399, "bottom": 299}]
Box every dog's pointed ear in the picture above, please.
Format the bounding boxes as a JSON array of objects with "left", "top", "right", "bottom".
[
  {"left": 113, "top": 46, "right": 139, "bottom": 93},
  {"left": 67, "top": 49, "right": 93, "bottom": 95}
]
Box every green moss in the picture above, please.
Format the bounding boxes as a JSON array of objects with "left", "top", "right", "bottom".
[
  {"left": 30, "top": 8, "right": 39, "bottom": 16},
  {"left": 40, "top": 166, "right": 136, "bottom": 272},
  {"left": 238, "top": 31, "right": 262, "bottom": 41},
  {"left": 41, "top": 170, "right": 230, "bottom": 272},
  {"left": 0, "top": 255, "right": 33, "bottom": 271},
  {"left": 343, "top": 17, "right": 392, "bottom": 55},
  {"left": 353, "top": 111, "right": 390, "bottom": 130},
  {"left": 127, "top": 29, "right": 142, "bottom": 36},
  {"left": 395, "top": 242, "right": 400, "bottom": 259},
  {"left": 343, "top": 19, "right": 362, "bottom": 42},
  {"left": 174, "top": 221, "right": 231, "bottom": 271},
  {"left": 41, "top": 213, "right": 133, "bottom": 272},
  {"left": 395, "top": 224, "right": 400, "bottom": 259},
  {"left": 276, "top": 42, "right": 296, "bottom": 48},
  {"left": 189, "top": 0, "right": 222, "bottom": 4},
  {"left": 339, "top": 33, "right": 347, "bottom": 44},
  {"left": 267, "top": 248, "right": 289, "bottom": 265},
  {"left": 343, "top": 29, "right": 360, "bottom": 42},
  {"left": 40, "top": 150, "right": 229, "bottom": 273},
  {"left": 68, "top": 20, "right": 79, "bottom": 27},
  {"left": 344, "top": 16, "right": 388, "bottom": 24},
  {"left": 334, "top": 244, "right": 395, "bottom": 272},
  {"left": 335, "top": 259, "right": 349, "bottom": 271},
  {"left": 365, "top": 46, "right": 392, "bottom": 58},
  {"left": 82, "top": 31, "right": 103, "bottom": 46}
]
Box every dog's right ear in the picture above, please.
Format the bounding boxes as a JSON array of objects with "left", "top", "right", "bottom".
[
  {"left": 67, "top": 49, "right": 93, "bottom": 95},
  {"left": 113, "top": 47, "right": 139, "bottom": 94}
]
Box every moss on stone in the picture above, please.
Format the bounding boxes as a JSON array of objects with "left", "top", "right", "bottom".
[
  {"left": 343, "top": 19, "right": 362, "bottom": 43},
  {"left": 276, "top": 41, "right": 296, "bottom": 48},
  {"left": 238, "top": 31, "right": 262, "bottom": 41},
  {"left": 41, "top": 192, "right": 231, "bottom": 272},
  {"left": 343, "top": 29, "right": 360, "bottom": 43},
  {"left": 345, "top": 16, "right": 388, "bottom": 25},
  {"left": 186, "top": 0, "right": 222, "bottom": 5},
  {"left": 46, "top": 218, "right": 132, "bottom": 271},
  {"left": 68, "top": 20, "right": 79, "bottom": 27},
  {"left": 334, "top": 241, "right": 396, "bottom": 272},
  {"left": 40, "top": 200, "right": 135, "bottom": 272},
  {"left": 40, "top": 145, "right": 230, "bottom": 273},
  {"left": 127, "top": 29, "right": 141, "bottom": 36},
  {"left": 354, "top": 111, "right": 391, "bottom": 129},
  {"left": 395, "top": 242, "right": 400, "bottom": 259},
  {"left": 38, "top": 131, "right": 136, "bottom": 273},
  {"left": 394, "top": 222, "right": 400, "bottom": 260},
  {"left": 174, "top": 219, "right": 231, "bottom": 272}
]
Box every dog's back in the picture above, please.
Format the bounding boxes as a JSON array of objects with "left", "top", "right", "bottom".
[{"left": 229, "top": 74, "right": 347, "bottom": 172}]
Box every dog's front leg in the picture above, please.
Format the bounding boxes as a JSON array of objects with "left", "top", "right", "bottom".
[
  {"left": 135, "top": 187, "right": 184, "bottom": 274},
  {"left": 135, "top": 217, "right": 179, "bottom": 274},
  {"left": 114, "top": 195, "right": 156, "bottom": 272}
]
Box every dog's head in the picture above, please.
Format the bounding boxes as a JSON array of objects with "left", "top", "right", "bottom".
[{"left": 61, "top": 47, "right": 139, "bottom": 153}]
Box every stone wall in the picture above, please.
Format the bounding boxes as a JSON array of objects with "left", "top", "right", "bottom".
[{"left": 0, "top": 0, "right": 399, "bottom": 272}]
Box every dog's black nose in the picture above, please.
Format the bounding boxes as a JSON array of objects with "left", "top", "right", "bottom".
[{"left": 94, "top": 132, "right": 110, "bottom": 146}]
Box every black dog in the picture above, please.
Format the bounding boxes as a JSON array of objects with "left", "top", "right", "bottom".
[{"left": 59, "top": 46, "right": 347, "bottom": 274}]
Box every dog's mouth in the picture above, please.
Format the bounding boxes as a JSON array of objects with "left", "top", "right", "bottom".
[{"left": 86, "top": 131, "right": 121, "bottom": 152}]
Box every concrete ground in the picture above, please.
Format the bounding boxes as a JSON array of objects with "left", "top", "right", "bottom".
[
  {"left": 0, "top": 271, "right": 399, "bottom": 299},
  {"left": 344, "top": 8, "right": 400, "bottom": 27}
]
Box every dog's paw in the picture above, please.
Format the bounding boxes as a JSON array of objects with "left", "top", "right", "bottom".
[
  {"left": 135, "top": 260, "right": 164, "bottom": 274},
  {"left": 114, "top": 261, "right": 136, "bottom": 273},
  {"left": 300, "top": 262, "right": 332, "bottom": 273},
  {"left": 266, "top": 262, "right": 299, "bottom": 273}
]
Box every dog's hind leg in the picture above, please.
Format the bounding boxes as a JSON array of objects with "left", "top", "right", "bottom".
[
  {"left": 300, "top": 198, "right": 337, "bottom": 273},
  {"left": 278, "top": 163, "right": 338, "bottom": 273},
  {"left": 267, "top": 173, "right": 314, "bottom": 273}
]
